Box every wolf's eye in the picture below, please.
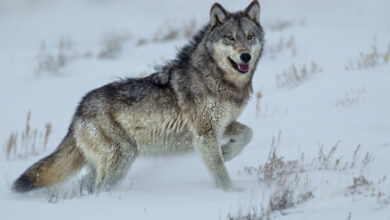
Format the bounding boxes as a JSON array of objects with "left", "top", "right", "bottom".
[
  {"left": 247, "top": 34, "right": 253, "bottom": 40},
  {"left": 227, "top": 35, "right": 235, "bottom": 41}
]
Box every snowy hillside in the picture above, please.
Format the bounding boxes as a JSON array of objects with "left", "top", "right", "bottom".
[{"left": 1, "top": 0, "right": 390, "bottom": 219}]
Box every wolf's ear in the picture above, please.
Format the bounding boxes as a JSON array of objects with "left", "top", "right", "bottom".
[
  {"left": 244, "top": 0, "right": 260, "bottom": 24},
  {"left": 210, "top": 3, "right": 229, "bottom": 27}
]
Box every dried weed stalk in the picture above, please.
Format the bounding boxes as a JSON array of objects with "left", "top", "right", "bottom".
[
  {"left": 266, "top": 35, "right": 297, "bottom": 57},
  {"left": 98, "top": 32, "right": 132, "bottom": 59},
  {"left": 276, "top": 62, "right": 323, "bottom": 89},
  {"left": 236, "top": 132, "right": 314, "bottom": 219},
  {"left": 34, "top": 37, "right": 92, "bottom": 76},
  {"left": 345, "top": 174, "right": 388, "bottom": 203},
  {"left": 345, "top": 43, "right": 390, "bottom": 71},
  {"left": 233, "top": 133, "right": 378, "bottom": 219},
  {"left": 265, "top": 18, "right": 305, "bottom": 31},
  {"left": 137, "top": 19, "right": 197, "bottom": 46},
  {"left": 335, "top": 88, "right": 365, "bottom": 107},
  {"left": 255, "top": 91, "right": 263, "bottom": 117},
  {"left": 2, "top": 111, "right": 51, "bottom": 160},
  {"left": 153, "top": 19, "right": 197, "bottom": 42}
]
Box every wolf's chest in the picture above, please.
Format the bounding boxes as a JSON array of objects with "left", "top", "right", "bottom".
[{"left": 208, "top": 99, "right": 245, "bottom": 134}]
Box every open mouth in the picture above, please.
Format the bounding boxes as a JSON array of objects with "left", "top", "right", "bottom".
[{"left": 228, "top": 57, "right": 249, "bottom": 74}]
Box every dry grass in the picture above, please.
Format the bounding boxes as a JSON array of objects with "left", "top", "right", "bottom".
[
  {"left": 231, "top": 132, "right": 379, "bottom": 219},
  {"left": 347, "top": 212, "right": 352, "bottom": 220},
  {"left": 335, "top": 88, "right": 365, "bottom": 107},
  {"left": 348, "top": 175, "right": 372, "bottom": 192},
  {"left": 226, "top": 207, "right": 265, "bottom": 220},
  {"left": 258, "top": 133, "right": 302, "bottom": 182},
  {"left": 153, "top": 18, "right": 197, "bottom": 42},
  {"left": 45, "top": 176, "right": 95, "bottom": 203},
  {"left": 34, "top": 37, "right": 92, "bottom": 76},
  {"left": 265, "top": 35, "right": 297, "bottom": 57},
  {"left": 306, "top": 143, "right": 373, "bottom": 173},
  {"left": 276, "top": 62, "right": 323, "bottom": 89},
  {"left": 35, "top": 19, "right": 198, "bottom": 74},
  {"left": 345, "top": 43, "right": 390, "bottom": 71},
  {"left": 265, "top": 18, "right": 305, "bottom": 31},
  {"left": 260, "top": 133, "right": 313, "bottom": 217},
  {"left": 378, "top": 192, "right": 390, "bottom": 206},
  {"left": 310, "top": 142, "right": 341, "bottom": 171},
  {"left": 2, "top": 111, "right": 51, "bottom": 160},
  {"left": 136, "top": 18, "right": 197, "bottom": 46},
  {"left": 137, "top": 56, "right": 166, "bottom": 77},
  {"left": 98, "top": 32, "right": 132, "bottom": 59},
  {"left": 345, "top": 174, "right": 388, "bottom": 204},
  {"left": 255, "top": 91, "right": 263, "bottom": 117},
  {"left": 253, "top": 102, "right": 288, "bottom": 119},
  {"left": 232, "top": 132, "right": 314, "bottom": 219}
]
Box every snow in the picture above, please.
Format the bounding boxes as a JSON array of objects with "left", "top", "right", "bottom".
[{"left": 1, "top": 0, "right": 390, "bottom": 219}]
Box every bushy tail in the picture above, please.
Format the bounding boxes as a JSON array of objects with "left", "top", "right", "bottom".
[{"left": 13, "top": 131, "right": 85, "bottom": 193}]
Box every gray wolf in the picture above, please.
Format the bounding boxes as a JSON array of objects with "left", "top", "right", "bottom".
[{"left": 13, "top": 0, "right": 264, "bottom": 193}]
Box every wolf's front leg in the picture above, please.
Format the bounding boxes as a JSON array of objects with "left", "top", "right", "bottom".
[
  {"left": 221, "top": 121, "right": 253, "bottom": 162},
  {"left": 196, "top": 134, "right": 233, "bottom": 191}
]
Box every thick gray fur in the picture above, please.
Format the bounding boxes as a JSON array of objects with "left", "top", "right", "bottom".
[{"left": 13, "top": 0, "right": 264, "bottom": 193}]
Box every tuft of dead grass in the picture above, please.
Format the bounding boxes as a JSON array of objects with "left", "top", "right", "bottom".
[
  {"left": 233, "top": 132, "right": 314, "bottom": 219},
  {"left": 345, "top": 174, "right": 388, "bottom": 203},
  {"left": 347, "top": 212, "right": 352, "bottom": 220},
  {"left": 345, "top": 43, "right": 390, "bottom": 71},
  {"left": 232, "top": 132, "right": 379, "bottom": 219},
  {"left": 276, "top": 62, "right": 323, "bottom": 89},
  {"left": 98, "top": 32, "right": 132, "bottom": 59},
  {"left": 349, "top": 175, "right": 372, "bottom": 191},
  {"left": 226, "top": 207, "right": 266, "bottom": 220},
  {"left": 45, "top": 177, "right": 95, "bottom": 203},
  {"left": 265, "top": 35, "right": 297, "bottom": 57},
  {"left": 34, "top": 37, "right": 92, "bottom": 76},
  {"left": 258, "top": 133, "right": 301, "bottom": 182},
  {"left": 153, "top": 19, "right": 197, "bottom": 42},
  {"left": 255, "top": 91, "right": 263, "bottom": 117},
  {"left": 136, "top": 18, "right": 197, "bottom": 46},
  {"left": 335, "top": 88, "right": 365, "bottom": 107},
  {"left": 2, "top": 111, "right": 51, "bottom": 160},
  {"left": 34, "top": 19, "right": 198, "bottom": 75},
  {"left": 240, "top": 136, "right": 374, "bottom": 178},
  {"left": 265, "top": 18, "right": 305, "bottom": 31}
]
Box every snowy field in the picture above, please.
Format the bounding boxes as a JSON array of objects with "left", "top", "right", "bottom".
[{"left": 1, "top": 0, "right": 390, "bottom": 219}]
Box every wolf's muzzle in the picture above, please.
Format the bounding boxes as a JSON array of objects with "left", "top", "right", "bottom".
[{"left": 240, "top": 53, "right": 251, "bottom": 63}]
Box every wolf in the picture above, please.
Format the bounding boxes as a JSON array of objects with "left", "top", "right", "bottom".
[{"left": 13, "top": 0, "right": 264, "bottom": 193}]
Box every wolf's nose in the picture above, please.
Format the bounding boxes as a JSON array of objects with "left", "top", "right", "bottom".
[{"left": 240, "top": 53, "right": 251, "bottom": 63}]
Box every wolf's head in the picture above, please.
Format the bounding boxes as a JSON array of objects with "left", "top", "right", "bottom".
[{"left": 206, "top": 1, "right": 264, "bottom": 88}]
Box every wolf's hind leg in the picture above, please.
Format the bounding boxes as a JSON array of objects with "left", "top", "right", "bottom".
[
  {"left": 93, "top": 146, "right": 136, "bottom": 191},
  {"left": 78, "top": 165, "right": 96, "bottom": 193},
  {"left": 221, "top": 122, "right": 253, "bottom": 162},
  {"left": 76, "top": 119, "right": 137, "bottom": 192}
]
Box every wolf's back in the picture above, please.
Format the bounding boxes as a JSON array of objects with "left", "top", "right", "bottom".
[{"left": 13, "top": 131, "right": 85, "bottom": 193}]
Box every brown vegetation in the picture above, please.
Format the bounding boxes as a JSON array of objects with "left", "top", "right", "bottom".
[{"left": 2, "top": 111, "right": 51, "bottom": 160}]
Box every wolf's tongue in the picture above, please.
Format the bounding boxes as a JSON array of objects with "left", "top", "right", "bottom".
[{"left": 238, "top": 64, "right": 249, "bottom": 72}]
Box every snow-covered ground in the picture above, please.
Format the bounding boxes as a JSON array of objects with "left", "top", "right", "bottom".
[{"left": 1, "top": 0, "right": 390, "bottom": 219}]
